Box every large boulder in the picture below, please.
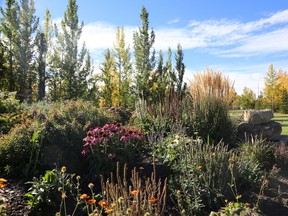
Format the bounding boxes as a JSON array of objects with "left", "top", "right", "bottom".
[
  {"left": 243, "top": 109, "right": 274, "bottom": 125},
  {"left": 237, "top": 121, "right": 282, "bottom": 141}
]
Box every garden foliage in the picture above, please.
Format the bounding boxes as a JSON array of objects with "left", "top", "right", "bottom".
[{"left": 0, "top": 100, "right": 119, "bottom": 178}]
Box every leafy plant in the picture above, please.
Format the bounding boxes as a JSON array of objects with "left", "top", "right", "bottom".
[
  {"left": 25, "top": 169, "right": 57, "bottom": 208},
  {"left": 25, "top": 166, "right": 100, "bottom": 216},
  {"left": 0, "top": 91, "right": 19, "bottom": 113},
  {"left": 0, "top": 91, "right": 21, "bottom": 134},
  {"left": 0, "top": 100, "right": 117, "bottom": 178},
  {"left": 154, "top": 132, "right": 264, "bottom": 215},
  {"left": 239, "top": 137, "right": 276, "bottom": 170}
]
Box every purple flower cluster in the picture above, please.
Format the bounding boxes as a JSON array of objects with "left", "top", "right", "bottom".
[{"left": 82, "top": 122, "right": 144, "bottom": 155}]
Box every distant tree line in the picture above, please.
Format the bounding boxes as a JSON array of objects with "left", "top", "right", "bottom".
[
  {"left": 236, "top": 64, "right": 288, "bottom": 113},
  {"left": 0, "top": 0, "right": 187, "bottom": 112}
]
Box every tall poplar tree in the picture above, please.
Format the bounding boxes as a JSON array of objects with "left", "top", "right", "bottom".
[
  {"left": 113, "top": 27, "right": 133, "bottom": 108},
  {"left": 35, "top": 32, "right": 47, "bottom": 101},
  {"left": 56, "top": 0, "right": 91, "bottom": 100},
  {"left": 99, "top": 49, "right": 116, "bottom": 107},
  {"left": 0, "top": 0, "right": 19, "bottom": 92},
  {"left": 16, "top": 0, "right": 38, "bottom": 102},
  {"left": 35, "top": 9, "right": 53, "bottom": 101},
  {"left": 264, "top": 64, "right": 277, "bottom": 110},
  {"left": 174, "top": 43, "right": 187, "bottom": 100},
  {"left": 133, "top": 6, "right": 155, "bottom": 101},
  {"left": 47, "top": 24, "right": 62, "bottom": 101}
]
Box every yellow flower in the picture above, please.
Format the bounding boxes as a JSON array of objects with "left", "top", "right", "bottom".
[
  {"left": 61, "top": 192, "right": 67, "bottom": 199},
  {"left": 118, "top": 196, "right": 124, "bottom": 204},
  {"left": 130, "top": 189, "right": 138, "bottom": 195},
  {"left": 198, "top": 165, "right": 202, "bottom": 170},
  {"left": 61, "top": 166, "right": 67, "bottom": 173}
]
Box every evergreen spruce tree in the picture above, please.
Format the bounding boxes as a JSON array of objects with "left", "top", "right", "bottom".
[{"left": 133, "top": 6, "right": 155, "bottom": 101}]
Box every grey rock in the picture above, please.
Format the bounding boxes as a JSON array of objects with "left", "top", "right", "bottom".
[
  {"left": 243, "top": 109, "right": 274, "bottom": 125},
  {"left": 237, "top": 120, "right": 282, "bottom": 141}
]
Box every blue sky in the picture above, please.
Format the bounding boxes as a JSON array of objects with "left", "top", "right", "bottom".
[{"left": 2, "top": 0, "right": 288, "bottom": 94}]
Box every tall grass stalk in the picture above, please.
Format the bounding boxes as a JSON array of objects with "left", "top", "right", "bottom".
[{"left": 100, "top": 162, "right": 167, "bottom": 215}]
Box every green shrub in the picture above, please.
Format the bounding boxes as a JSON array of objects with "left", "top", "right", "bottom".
[
  {"left": 0, "top": 91, "right": 21, "bottom": 133},
  {"left": 0, "top": 91, "right": 19, "bottom": 113},
  {"left": 190, "top": 95, "right": 235, "bottom": 144},
  {"left": 154, "top": 133, "right": 263, "bottom": 215},
  {"left": 0, "top": 100, "right": 117, "bottom": 179},
  {"left": 239, "top": 138, "right": 276, "bottom": 171},
  {"left": 274, "top": 142, "right": 288, "bottom": 166}
]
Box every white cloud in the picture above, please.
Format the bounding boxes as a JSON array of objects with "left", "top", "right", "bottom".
[
  {"left": 216, "top": 28, "right": 288, "bottom": 57},
  {"left": 79, "top": 9, "right": 288, "bottom": 58},
  {"left": 167, "top": 18, "right": 180, "bottom": 25}
]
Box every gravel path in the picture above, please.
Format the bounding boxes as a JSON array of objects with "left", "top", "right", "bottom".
[{"left": 0, "top": 180, "right": 31, "bottom": 216}]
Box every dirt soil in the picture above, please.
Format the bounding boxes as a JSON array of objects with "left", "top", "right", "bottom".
[{"left": 257, "top": 164, "right": 288, "bottom": 216}]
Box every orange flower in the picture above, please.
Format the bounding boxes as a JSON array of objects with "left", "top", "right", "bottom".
[
  {"left": 244, "top": 202, "right": 250, "bottom": 207},
  {"left": 87, "top": 199, "right": 96, "bottom": 205},
  {"left": 148, "top": 197, "right": 158, "bottom": 203},
  {"left": 0, "top": 183, "right": 7, "bottom": 188},
  {"left": 105, "top": 209, "right": 113, "bottom": 214},
  {"left": 198, "top": 165, "right": 202, "bottom": 170},
  {"left": 80, "top": 194, "right": 90, "bottom": 199},
  {"left": 130, "top": 190, "right": 138, "bottom": 195},
  {"left": 0, "top": 178, "right": 8, "bottom": 183},
  {"left": 98, "top": 200, "right": 108, "bottom": 207}
]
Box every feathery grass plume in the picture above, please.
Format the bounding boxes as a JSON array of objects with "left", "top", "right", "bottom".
[
  {"left": 99, "top": 162, "right": 167, "bottom": 215},
  {"left": 189, "top": 68, "right": 236, "bottom": 104},
  {"left": 187, "top": 68, "right": 236, "bottom": 144}
]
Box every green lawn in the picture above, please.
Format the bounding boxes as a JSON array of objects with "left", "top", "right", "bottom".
[
  {"left": 229, "top": 110, "right": 288, "bottom": 136},
  {"left": 273, "top": 113, "right": 288, "bottom": 135}
]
